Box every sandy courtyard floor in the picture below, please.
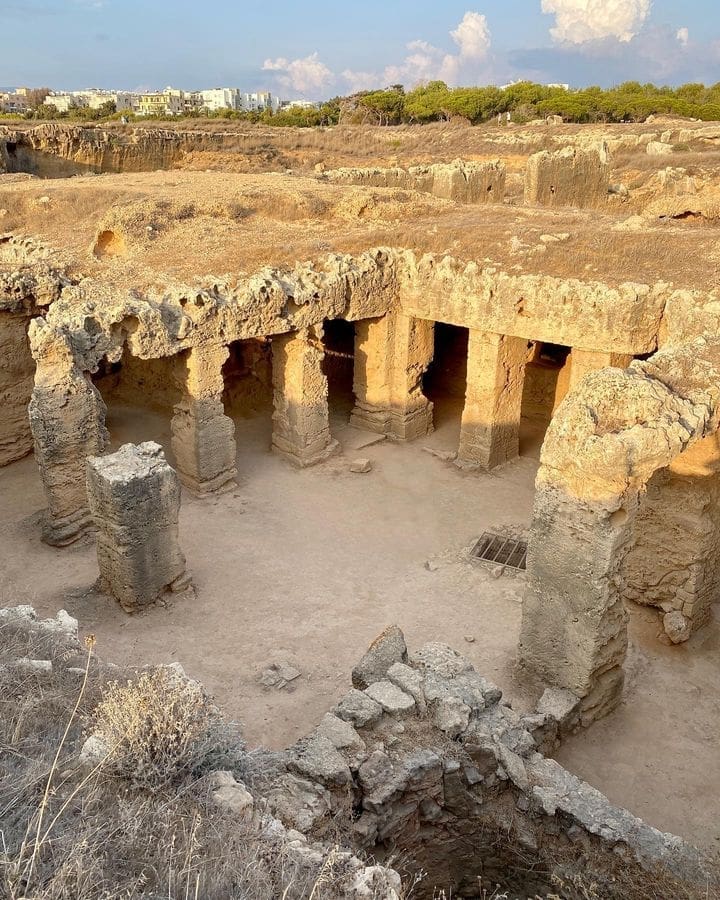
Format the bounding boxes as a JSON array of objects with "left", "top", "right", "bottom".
[{"left": 2, "top": 402, "right": 719, "bottom": 852}]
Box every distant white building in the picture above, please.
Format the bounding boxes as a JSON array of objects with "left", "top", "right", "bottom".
[
  {"left": 44, "top": 89, "right": 134, "bottom": 113},
  {"left": 197, "top": 88, "right": 241, "bottom": 111},
  {"left": 240, "top": 91, "right": 280, "bottom": 112}
]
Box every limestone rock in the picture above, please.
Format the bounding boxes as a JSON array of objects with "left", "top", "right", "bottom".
[
  {"left": 349, "top": 458, "right": 372, "bottom": 473},
  {"left": 316, "top": 713, "right": 365, "bottom": 751},
  {"left": 411, "top": 642, "right": 474, "bottom": 678},
  {"left": 334, "top": 689, "right": 384, "bottom": 728},
  {"left": 647, "top": 141, "right": 673, "bottom": 156},
  {"left": 524, "top": 144, "right": 610, "bottom": 208},
  {"left": 86, "top": 442, "right": 190, "bottom": 612},
  {"left": 208, "top": 770, "right": 254, "bottom": 819},
  {"left": 352, "top": 625, "right": 408, "bottom": 689},
  {"left": 364, "top": 681, "right": 416, "bottom": 716},
  {"left": 290, "top": 734, "right": 352, "bottom": 787},
  {"left": 386, "top": 662, "right": 427, "bottom": 714},
  {"left": 663, "top": 610, "right": 692, "bottom": 644}
]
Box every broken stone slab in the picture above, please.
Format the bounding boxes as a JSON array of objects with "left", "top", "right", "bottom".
[
  {"left": 536, "top": 686, "right": 581, "bottom": 725},
  {"left": 349, "top": 458, "right": 372, "bottom": 473},
  {"left": 386, "top": 662, "right": 426, "bottom": 714},
  {"left": 316, "top": 713, "right": 365, "bottom": 752},
  {"left": 259, "top": 662, "right": 302, "bottom": 689},
  {"left": 352, "top": 433, "right": 387, "bottom": 450},
  {"left": 352, "top": 625, "right": 408, "bottom": 689},
  {"left": 289, "top": 734, "right": 352, "bottom": 787},
  {"left": 364, "top": 681, "right": 416, "bottom": 716},
  {"left": 494, "top": 740, "right": 529, "bottom": 792},
  {"left": 334, "top": 689, "right": 384, "bottom": 728},
  {"left": 422, "top": 446, "right": 457, "bottom": 462}
]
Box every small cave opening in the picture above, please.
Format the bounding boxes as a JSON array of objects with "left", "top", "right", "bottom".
[
  {"left": 321, "top": 318, "right": 356, "bottom": 427},
  {"left": 423, "top": 322, "right": 468, "bottom": 446},
  {"left": 93, "top": 229, "right": 127, "bottom": 259}
]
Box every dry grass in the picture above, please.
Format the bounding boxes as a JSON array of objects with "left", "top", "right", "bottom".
[{"left": 0, "top": 621, "right": 377, "bottom": 900}]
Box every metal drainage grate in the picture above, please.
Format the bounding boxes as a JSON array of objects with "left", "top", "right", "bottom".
[{"left": 471, "top": 532, "right": 527, "bottom": 571}]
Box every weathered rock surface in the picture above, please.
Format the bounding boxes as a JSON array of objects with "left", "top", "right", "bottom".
[
  {"left": 524, "top": 144, "right": 611, "bottom": 208},
  {"left": 86, "top": 441, "right": 190, "bottom": 611}
]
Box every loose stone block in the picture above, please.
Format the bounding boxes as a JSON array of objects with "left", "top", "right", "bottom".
[{"left": 86, "top": 441, "right": 190, "bottom": 612}]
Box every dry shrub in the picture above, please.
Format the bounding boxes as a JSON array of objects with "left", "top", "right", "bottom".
[{"left": 92, "top": 667, "right": 242, "bottom": 789}]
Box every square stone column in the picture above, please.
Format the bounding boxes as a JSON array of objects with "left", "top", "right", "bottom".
[
  {"left": 569, "top": 350, "right": 633, "bottom": 391},
  {"left": 350, "top": 313, "right": 434, "bottom": 440},
  {"left": 86, "top": 442, "right": 191, "bottom": 612},
  {"left": 28, "top": 323, "right": 109, "bottom": 546},
  {"left": 271, "top": 327, "right": 338, "bottom": 466},
  {"left": 457, "top": 331, "right": 527, "bottom": 470},
  {"left": 171, "top": 345, "right": 237, "bottom": 495}
]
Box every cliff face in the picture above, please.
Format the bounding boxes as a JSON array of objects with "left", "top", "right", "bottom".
[{"left": 0, "top": 124, "right": 237, "bottom": 176}]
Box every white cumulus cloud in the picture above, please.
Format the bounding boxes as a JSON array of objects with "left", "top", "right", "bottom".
[
  {"left": 262, "top": 52, "right": 333, "bottom": 94},
  {"left": 343, "top": 11, "right": 492, "bottom": 91},
  {"left": 451, "top": 11, "right": 491, "bottom": 59},
  {"left": 542, "top": 0, "right": 652, "bottom": 44},
  {"left": 676, "top": 26, "right": 689, "bottom": 46}
]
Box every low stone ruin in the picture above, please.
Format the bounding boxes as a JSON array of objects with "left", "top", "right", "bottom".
[
  {"left": 524, "top": 144, "right": 611, "bottom": 208},
  {"left": 256, "top": 626, "right": 714, "bottom": 897},
  {"left": 4, "top": 607, "right": 714, "bottom": 899},
  {"left": 86, "top": 442, "right": 191, "bottom": 612},
  {"left": 322, "top": 159, "right": 506, "bottom": 204}
]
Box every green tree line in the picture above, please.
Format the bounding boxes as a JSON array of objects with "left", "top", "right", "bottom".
[{"left": 7, "top": 81, "right": 720, "bottom": 126}]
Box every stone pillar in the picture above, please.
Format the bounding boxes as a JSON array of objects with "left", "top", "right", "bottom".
[
  {"left": 350, "top": 312, "right": 434, "bottom": 440},
  {"left": 457, "top": 331, "right": 527, "bottom": 470},
  {"left": 569, "top": 350, "right": 633, "bottom": 392},
  {"left": 271, "top": 327, "right": 338, "bottom": 466},
  {"left": 519, "top": 483, "right": 631, "bottom": 726},
  {"left": 171, "top": 345, "right": 237, "bottom": 495},
  {"left": 28, "top": 321, "right": 108, "bottom": 546},
  {"left": 86, "top": 442, "right": 191, "bottom": 612}
]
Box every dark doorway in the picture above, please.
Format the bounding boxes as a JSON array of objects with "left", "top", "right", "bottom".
[
  {"left": 322, "top": 319, "right": 356, "bottom": 426},
  {"left": 423, "top": 322, "right": 468, "bottom": 440}
]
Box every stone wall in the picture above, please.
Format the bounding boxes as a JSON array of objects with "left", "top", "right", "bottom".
[
  {"left": 524, "top": 145, "right": 611, "bottom": 208},
  {"left": 323, "top": 159, "right": 506, "bottom": 204},
  {"left": 267, "top": 627, "right": 713, "bottom": 898}
]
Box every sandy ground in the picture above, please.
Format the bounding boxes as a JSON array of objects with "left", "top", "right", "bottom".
[{"left": 2, "top": 400, "right": 719, "bottom": 852}]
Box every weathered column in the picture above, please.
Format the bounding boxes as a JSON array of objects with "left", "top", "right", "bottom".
[
  {"left": 519, "top": 482, "right": 632, "bottom": 726},
  {"left": 456, "top": 331, "right": 527, "bottom": 469},
  {"left": 271, "top": 327, "right": 338, "bottom": 466},
  {"left": 86, "top": 442, "right": 191, "bottom": 612},
  {"left": 28, "top": 320, "right": 108, "bottom": 546},
  {"left": 171, "top": 345, "right": 237, "bottom": 495},
  {"left": 350, "top": 312, "right": 434, "bottom": 440},
  {"left": 569, "top": 350, "right": 633, "bottom": 391}
]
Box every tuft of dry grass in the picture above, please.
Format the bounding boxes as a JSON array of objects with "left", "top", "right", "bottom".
[{"left": 0, "top": 621, "right": 373, "bottom": 900}]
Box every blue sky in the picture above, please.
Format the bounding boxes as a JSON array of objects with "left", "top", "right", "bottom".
[{"left": 2, "top": 0, "right": 719, "bottom": 96}]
